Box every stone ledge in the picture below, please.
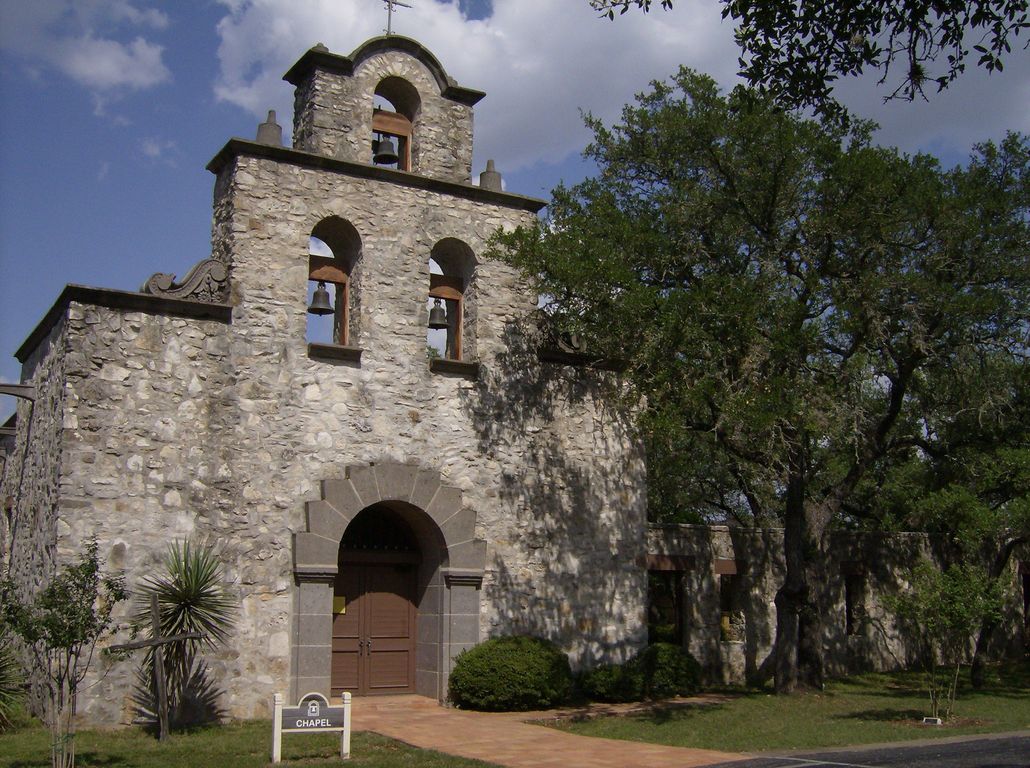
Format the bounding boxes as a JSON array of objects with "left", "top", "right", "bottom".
[
  {"left": 429, "top": 359, "right": 480, "bottom": 378},
  {"left": 16, "top": 284, "right": 232, "bottom": 363},
  {"left": 308, "top": 343, "right": 363, "bottom": 363},
  {"left": 206, "top": 139, "right": 547, "bottom": 213}
]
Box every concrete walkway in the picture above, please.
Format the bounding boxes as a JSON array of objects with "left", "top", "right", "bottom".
[{"left": 350, "top": 694, "right": 749, "bottom": 768}]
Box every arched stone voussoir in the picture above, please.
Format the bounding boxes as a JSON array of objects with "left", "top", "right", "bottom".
[
  {"left": 321, "top": 479, "right": 364, "bottom": 519},
  {"left": 305, "top": 499, "right": 349, "bottom": 542},
  {"left": 371, "top": 462, "right": 420, "bottom": 502},
  {"left": 426, "top": 486, "right": 463, "bottom": 534}
]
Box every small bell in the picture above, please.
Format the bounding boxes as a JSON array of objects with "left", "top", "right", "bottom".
[
  {"left": 374, "top": 135, "right": 400, "bottom": 165},
  {"left": 308, "top": 281, "right": 334, "bottom": 315},
  {"left": 428, "top": 298, "right": 448, "bottom": 329}
]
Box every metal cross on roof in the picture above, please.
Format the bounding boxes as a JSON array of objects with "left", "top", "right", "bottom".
[{"left": 383, "top": 0, "right": 412, "bottom": 36}]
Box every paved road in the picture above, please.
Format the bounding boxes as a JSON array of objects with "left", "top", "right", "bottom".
[{"left": 707, "top": 731, "right": 1030, "bottom": 768}]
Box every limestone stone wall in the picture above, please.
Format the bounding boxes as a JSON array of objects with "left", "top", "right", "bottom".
[
  {"left": 290, "top": 42, "right": 475, "bottom": 182},
  {"left": 0, "top": 318, "right": 69, "bottom": 672},
  {"left": 212, "top": 147, "right": 648, "bottom": 688},
  {"left": 647, "top": 524, "right": 1028, "bottom": 685}
]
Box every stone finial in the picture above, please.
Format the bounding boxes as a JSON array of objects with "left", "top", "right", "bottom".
[
  {"left": 312, "top": 42, "right": 329, "bottom": 52},
  {"left": 479, "top": 159, "right": 502, "bottom": 192},
  {"left": 256, "top": 110, "right": 283, "bottom": 146}
]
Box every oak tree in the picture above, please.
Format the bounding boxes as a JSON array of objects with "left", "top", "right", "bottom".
[{"left": 492, "top": 71, "right": 1029, "bottom": 691}]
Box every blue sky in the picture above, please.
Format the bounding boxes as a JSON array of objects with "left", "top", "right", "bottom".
[{"left": 2, "top": 0, "right": 1028, "bottom": 421}]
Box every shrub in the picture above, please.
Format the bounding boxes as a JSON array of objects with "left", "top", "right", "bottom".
[
  {"left": 581, "top": 643, "right": 702, "bottom": 703},
  {"left": 448, "top": 636, "right": 573, "bottom": 711},
  {"left": 638, "top": 642, "right": 702, "bottom": 699},
  {"left": 579, "top": 661, "right": 643, "bottom": 702}
]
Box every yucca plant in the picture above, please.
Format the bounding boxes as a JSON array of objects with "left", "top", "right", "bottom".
[
  {"left": 131, "top": 541, "right": 234, "bottom": 726},
  {"left": 0, "top": 625, "right": 25, "bottom": 731}
]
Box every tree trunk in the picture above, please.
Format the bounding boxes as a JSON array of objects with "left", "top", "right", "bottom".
[
  {"left": 773, "top": 467, "right": 828, "bottom": 692},
  {"left": 971, "top": 537, "right": 1024, "bottom": 688}
]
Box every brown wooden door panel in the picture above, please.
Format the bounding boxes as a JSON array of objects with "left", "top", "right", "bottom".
[
  {"left": 368, "top": 651, "right": 411, "bottom": 690},
  {"left": 331, "top": 563, "right": 416, "bottom": 695}
]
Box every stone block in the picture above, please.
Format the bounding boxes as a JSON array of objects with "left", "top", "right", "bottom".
[
  {"left": 345, "top": 464, "right": 381, "bottom": 507},
  {"left": 294, "top": 532, "right": 339, "bottom": 570},
  {"left": 295, "top": 675, "right": 331, "bottom": 699},
  {"left": 447, "top": 539, "right": 487, "bottom": 570},
  {"left": 321, "top": 479, "right": 363, "bottom": 519},
  {"left": 295, "top": 645, "right": 331, "bottom": 678},
  {"left": 447, "top": 614, "right": 480, "bottom": 645},
  {"left": 439, "top": 506, "right": 476, "bottom": 545},
  {"left": 373, "top": 462, "right": 419, "bottom": 501},
  {"left": 297, "top": 613, "right": 333, "bottom": 646},
  {"left": 426, "top": 485, "right": 463, "bottom": 531},
  {"left": 415, "top": 669, "right": 439, "bottom": 700},
  {"left": 409, "top": 468, "right": 441, "bottom": 511},
  {"left": 446, "top": 583, "right": 482, "bottom": 616},
  {"left": 305, "top": 499, "right": 347, "bottom": 541},
  {"left": 297, "top": 580, "right": 333, "bottom": 615}
]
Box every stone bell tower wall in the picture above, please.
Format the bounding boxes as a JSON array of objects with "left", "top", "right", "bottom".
[{"left": 286, "top": 38, "right": 480, "bottom": 182}]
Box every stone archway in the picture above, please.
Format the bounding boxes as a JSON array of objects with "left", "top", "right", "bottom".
[{"left": 292, "top": 461, "right": 485, "bottom": 701}]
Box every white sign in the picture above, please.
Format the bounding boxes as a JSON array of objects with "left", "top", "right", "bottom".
[{"left": 271, "top": 691, "right": 351, "bottom": 762}]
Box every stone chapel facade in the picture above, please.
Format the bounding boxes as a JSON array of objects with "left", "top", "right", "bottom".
[
  {"left": 0, "top": 37, "right": 648, "bottom": 722},
  {"left": 3, "top": 36, "right": 1027, "bottom": 727}
]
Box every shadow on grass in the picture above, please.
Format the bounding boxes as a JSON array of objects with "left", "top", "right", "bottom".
[
  {"left": 831, "top": 707, "right": 925, "bottom": 723},
  {"left": 10, "top": 755, "right": 127, "bottom": 768}
]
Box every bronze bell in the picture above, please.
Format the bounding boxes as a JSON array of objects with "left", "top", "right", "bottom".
[
  {"left": 308, "top": 281, "right": 334, "bottom": 315},
  {"left": 428, "top": 298, "right": 449, "bottom": 329},
  {"left": 374, "top": 135, "right": 399, "bottom": 165}
]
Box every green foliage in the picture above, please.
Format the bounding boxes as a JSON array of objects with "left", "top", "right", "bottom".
[
  {"left": 887, "top": 561, "right": 1004, "bottom": 720},
  {"left": 590, "top": 1, "right": 1028, "bottom": 119},
  {"left": 0, "top": 625, "right": 25, "bottom": 732},
  {"left": 637, "top": 643, "right": 702, "bottom": 698},
  {"left": 580, "top": 661, "right": 644, "bottom": 702},
  {"left": 580, "top": 644, "right": 701, "bottom": 702},
  {"left": 130, "top": 540, "right": 235, "bottom": 727},
  {"left": 493, "top": 67, "right": 1029, "bottom": 690},
  {"left": 0, "top": 537, "right": 127, "bottom": 768},
  {"left": 448, "top": 636, "right": 573, "bottom": 711}
]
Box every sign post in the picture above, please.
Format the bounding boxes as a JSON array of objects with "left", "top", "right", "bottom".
[{"left": 271, "top": 691, "right": 351, "bottom": 763}]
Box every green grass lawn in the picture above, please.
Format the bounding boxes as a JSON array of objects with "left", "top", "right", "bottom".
[
  {"left": 0, "top": 721, "right": 499, "bottom": 768},
  {"left": 557, "top": 661, "right": 1030, "bottom": 753}
]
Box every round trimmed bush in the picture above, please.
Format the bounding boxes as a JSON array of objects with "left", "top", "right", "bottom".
[
  {"left": 448, "top": 635, "right": 573, "bottom": 711},
  {"left": 579, "top": 661, "right": 643, "bottom": 703},
  {"left": 637, "top": 642, "right": 701, "bottom": 699}
]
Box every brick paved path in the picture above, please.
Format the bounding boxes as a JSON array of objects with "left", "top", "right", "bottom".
[{"left": 350, "top": 695, "right": 749, "bottom": 768}]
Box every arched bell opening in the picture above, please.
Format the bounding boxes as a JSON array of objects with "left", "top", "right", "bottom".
[{"left": 372, "top": 76, "right": 421, "bottom": 172}]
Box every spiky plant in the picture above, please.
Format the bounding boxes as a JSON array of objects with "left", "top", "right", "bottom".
[
  {"left": 131, "top": 541, "right": 234, "bottom": 726},
  {"left": 0, "top": 626, "right": 25, "bottom": 731}
]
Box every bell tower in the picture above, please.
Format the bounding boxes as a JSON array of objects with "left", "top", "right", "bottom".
[{"left": 284, "top": 37, "right": 485, "bottom": 182}]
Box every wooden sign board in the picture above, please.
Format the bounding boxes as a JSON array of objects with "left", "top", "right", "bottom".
[{"left": 271, "top": 691, "right": 351, "bottom": 762}]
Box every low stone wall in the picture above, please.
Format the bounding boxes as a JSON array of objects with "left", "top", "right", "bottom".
[{"left": 647, "top": 524, "right": 1028, "bottom": 686}]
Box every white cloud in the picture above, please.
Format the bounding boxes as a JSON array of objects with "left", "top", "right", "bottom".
[
  {"left": 210, "top": 0, "right": 1029, "bottom": 177},
  {"left": 140, "top": 137, "right": 178, "bottom": 164},
  {"left": 213, "top": 0, "right": 737, "bottom": 173},
  {"left": 0, "top": 1, "right": 170, "bottom": 93}
]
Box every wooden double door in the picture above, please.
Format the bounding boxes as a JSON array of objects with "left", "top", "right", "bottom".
[{"left": 331, "top": 559, "right": 418, "bottom": 696}]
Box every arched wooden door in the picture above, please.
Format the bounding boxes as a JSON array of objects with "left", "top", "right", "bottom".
[{"left": 331, "top": 506, "right": 420, "bottom": 696}]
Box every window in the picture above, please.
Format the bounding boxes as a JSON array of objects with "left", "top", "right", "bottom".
[
  {"left": 371, "top": 77, "right": 420, "bottom": 172},
  {"left": 427, "top": 239, "right": 476, "bottom": 363},
  {"left": 307, "top": 217, "right": 361, "bottom": 350},
  {"left": 842, "top": 564, "right": 866, "bottom": 636},
  {"left": 714, "top": 559, "right": 745, "bottom": 642}
]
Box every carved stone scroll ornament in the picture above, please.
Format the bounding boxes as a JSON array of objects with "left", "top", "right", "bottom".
[{"left": 141, "top": 259, "right": 229, "bottom": 302}]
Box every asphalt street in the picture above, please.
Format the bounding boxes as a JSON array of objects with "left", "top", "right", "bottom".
[{"left": 705, "top": 731, "right": 1029, "bottom": 768}]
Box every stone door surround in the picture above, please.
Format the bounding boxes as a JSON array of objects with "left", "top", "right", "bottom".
[{"left": 292, "top": 461, "right": 486, "bottom": 701}]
